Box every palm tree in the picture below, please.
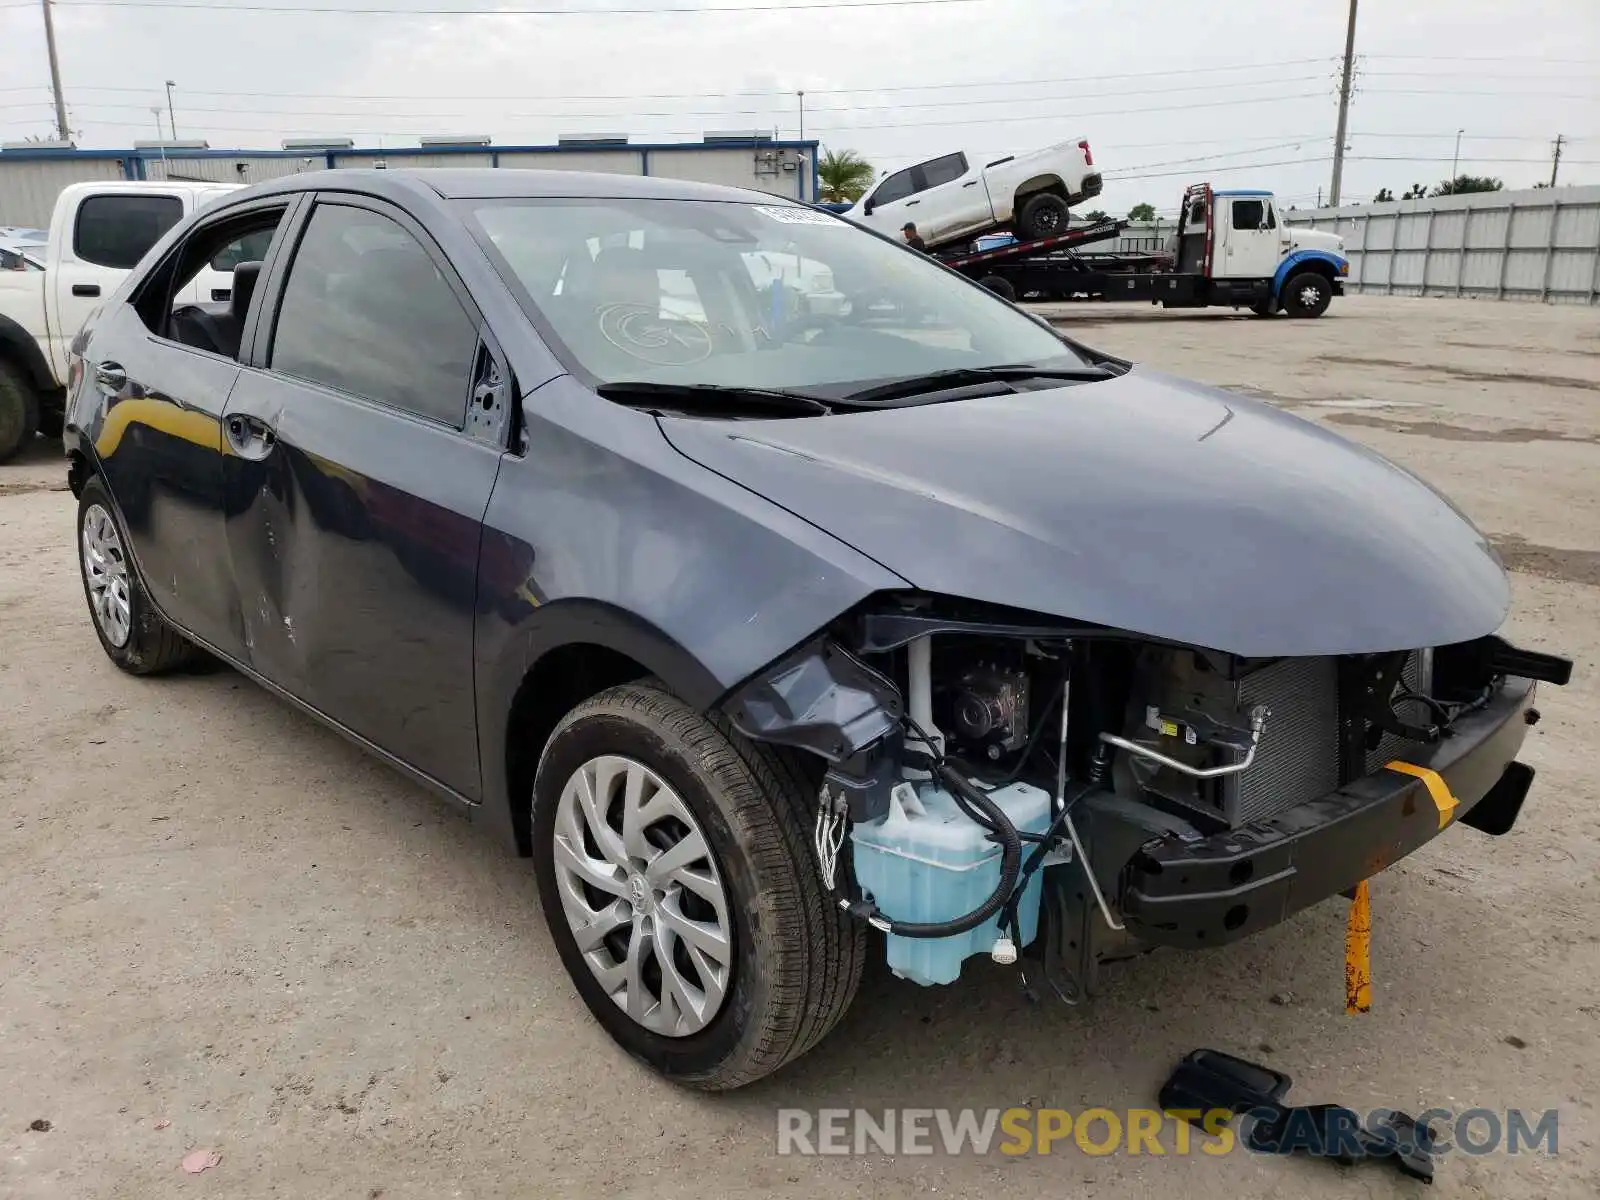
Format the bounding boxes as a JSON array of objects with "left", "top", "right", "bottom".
[{"left": 817, "top": 148, "right": 876, "bottom": 203}]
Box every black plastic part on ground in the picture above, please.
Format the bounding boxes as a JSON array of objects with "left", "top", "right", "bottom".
[{"left": 1159, "top": 1049, "right": 1436, "bottom": 1185}]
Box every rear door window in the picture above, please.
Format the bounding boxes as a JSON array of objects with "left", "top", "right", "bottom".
[
  {"left": 917, "top": 153, "right": 968, "bottom": 189},
  {"left": 73, "top": 193, "right": 184, "bottom": 269},
  {"left": 269, "top": 202, "right": 479, "bottom": 427}
]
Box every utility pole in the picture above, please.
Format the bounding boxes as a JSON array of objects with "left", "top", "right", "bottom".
[
  {"left": 797, "top": 90, "right": 805, "bottom": 143},
  {"left": 40, "top": 0, "right": 70, "bottom": 142},
  {"left": 1451, "top": 128, "right": 1463, "bottom": 184},
  {"left": 165, "top": 80, "right": 177, "bottom": 140},
  {"left": 1550, "top": 133, "right": 1564, "bottom": 187},
  {"left": 1328, "top": 0, "right": 1359, "bottom": 208}
]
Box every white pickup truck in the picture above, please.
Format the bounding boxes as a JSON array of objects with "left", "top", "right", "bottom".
[
  {"left": 0, "top": 180, "right": 245, "bottom": 462},
  {"left": 845, "top": 139, "right": 1102, "bottom": 251}
]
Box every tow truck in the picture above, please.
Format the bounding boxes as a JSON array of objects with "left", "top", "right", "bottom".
[{"left": 938, "top": 184, "right": 1350, "bottom": 318}]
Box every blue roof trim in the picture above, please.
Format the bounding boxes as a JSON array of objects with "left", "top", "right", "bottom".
[
  {"left": 1212, "top": 189, "right": 1273, "bottom": 198},
  {"left": 0, "top": 138, "right": 819, "bottom": 163}
]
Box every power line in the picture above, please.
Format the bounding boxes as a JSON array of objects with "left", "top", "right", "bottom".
[
  {"left": 0, "top": 58, "right": 1341, "bottom": 100},
  {"left": 22, "top": 0, "right": 989, "bottom": 11},
  {"left": 0, "top": 73, "right": 1335, "bottom": 119}
]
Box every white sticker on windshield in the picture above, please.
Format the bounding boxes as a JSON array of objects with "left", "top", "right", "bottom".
[{"left": 752, "top": 205, "right": 843, "bottom": 226}]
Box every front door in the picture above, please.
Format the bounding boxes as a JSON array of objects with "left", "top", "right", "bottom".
[
  {"left": 858, "top": 166, "right": 920, "bottom": 238},
  {"left": 222, "top": 196, "right": 503, "bottom": 798},
  {"left": 1217, "top": 195, "right": 1281, "bottom": 280}
]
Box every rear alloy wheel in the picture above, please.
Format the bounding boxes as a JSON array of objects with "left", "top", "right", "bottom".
[
  {"left": 1282, "top": 271, "right": 1333, "bottom": 318},
  {"left": 1017, "top": 192, "right": 1071, "bottom": 241},
  {"left": 76, "top": 475, "right": 198, "bottom": 674},
  {"left": 531, "top": 682, "right": 865, "bottom": 1090}
]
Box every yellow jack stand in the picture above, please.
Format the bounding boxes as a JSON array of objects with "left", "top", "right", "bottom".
[{"left": 1344, "top": 879, "right": 1372, "bottom": 1014}]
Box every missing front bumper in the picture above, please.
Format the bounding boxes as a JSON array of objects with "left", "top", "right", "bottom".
[{"left": 1119, "top": 676, "right": 1538, "bottom": 948}]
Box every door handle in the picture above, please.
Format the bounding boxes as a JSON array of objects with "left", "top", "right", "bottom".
[
  {"left": 906, "top": 199, "right": 920, "bottom": 206},
  {"left": 72, "top": 283, "right": 101, "bottom": 298},
  {"left": 93, "top": 361, "right": 126, "bottom": 393},
  {"left": 962, "top": 180, "right": 979, "bottom": 188},
  {"left": 225, "top": 413, "right": 277, "bottom": 460}
]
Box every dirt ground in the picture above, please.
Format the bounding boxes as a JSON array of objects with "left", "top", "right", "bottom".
[{"left": 2, "top": 296, "right": 1597, "bottom": 1198}]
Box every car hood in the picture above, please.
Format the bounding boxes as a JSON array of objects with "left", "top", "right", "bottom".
[{"left": 657, "top": 368, "right": 1510, "bottom": 657}]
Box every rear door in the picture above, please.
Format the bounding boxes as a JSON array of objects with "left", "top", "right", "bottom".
[
  {"left": 222, "top": 194, "right": 506, "bottom": 798},
  {"left": 906, "top": 153, "right": 991, "bottom": 241},
  {"left": 83, "top": 194, "right": 297, "bottom": 660}
]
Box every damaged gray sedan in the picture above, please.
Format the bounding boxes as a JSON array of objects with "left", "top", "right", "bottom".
[{"left": 63, "top": 169, "right": 1571, "bottom": 1091}]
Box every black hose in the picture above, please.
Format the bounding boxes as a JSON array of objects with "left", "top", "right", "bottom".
[{"left": 852, "top": 759, "right": 1023, "bottom": 940}]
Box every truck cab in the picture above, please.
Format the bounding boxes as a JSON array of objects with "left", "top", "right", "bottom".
[{"left": 1174, "top": 185, "right": 1347, "bottom": 316}]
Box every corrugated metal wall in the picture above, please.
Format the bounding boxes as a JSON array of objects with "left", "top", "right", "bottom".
[
  {"left": 497, "top": 149, "right": 642, "bottom": 174},
  {"left": 0, "top": 141, "right": 817, "bottom": 224},
  {"left": 143, "top": 155, "right": 317, "bottom": 184},
  {"left": 0, "top": 156, "right": 127, "bottom": 226},
  {"left": 1286, "top": 185, "right": 1600, "bottom": 305}
]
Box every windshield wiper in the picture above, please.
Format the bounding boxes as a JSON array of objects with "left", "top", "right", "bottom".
[
  {"left": 596, "top": 380, "right": 833, "bottom": 417},
  {"left": 840, "top": 363, "right": 1118, "bottom": 405}
]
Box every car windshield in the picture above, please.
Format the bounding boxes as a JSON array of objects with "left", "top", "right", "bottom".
[{"left": 465, "top": 197, "right": 1091, "bottom": 397}]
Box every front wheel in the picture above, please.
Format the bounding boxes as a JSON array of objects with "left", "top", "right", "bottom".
[
  {"left": 531, "top": 682, "right": 865, "bottom": 1090},
  {"left": 1282, "top": 271, "right": 1333, "bottom": 318},
  {"left": 0, "top": 359, "right": 39, "bottom": 464},
  {"left": 979, "top": 274, "right": 1018, "bottom": 302}
]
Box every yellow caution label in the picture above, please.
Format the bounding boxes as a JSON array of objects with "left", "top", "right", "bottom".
[
  {"left": 1158, "top": 720, "right": 1180, "bottom": 738},
  {"left": 1386, "top": 760, "right": 1460, "bottom": 830},
  {"left": 1344, "top": 878, "right": 1372, "bottom": 1014}
]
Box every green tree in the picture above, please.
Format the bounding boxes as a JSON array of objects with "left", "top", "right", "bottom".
[
  {"left": 1402, "top": 183, "right": 1428, "bottom": 200},
  {"left": 1083, "top": 209, "right": 1110, "bottom": 222},
  {"left": 1373, "top": 187, "right": 1395, "bottom": 203},
  {"left": 1128, "top": 202, "right": 1156, "bottom": 222},
  {"left": 817, "top": 148, "right": 875, "bottom": 203},
  {"left": 1432, "top": 174, "right": 1503, "bottom": 196}
]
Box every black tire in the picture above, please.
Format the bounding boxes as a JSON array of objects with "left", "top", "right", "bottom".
[
  {"left": 36, "top": 402, "right": 64, "bottom": 441},
  {"left": 1249, "top": 299, "right": 1277, "bottom": 318},
  {"left": 531, "top": 682, "right": 865, "bottom": 1090},
  {"left": 1017, "top": 191, "right": 1071, "bottom": 241},
  {"left": 979, "top": 274, "right": 1018, "bottom": 302},
  {"left": 0, "top": 358, "right": 40, "bottom": 465},
  {"left": 76, "top": 474, "right": 199, "bottom": 675},
  {"left": 1281, "top": 271, "right": 1333, "bottom": 318}
]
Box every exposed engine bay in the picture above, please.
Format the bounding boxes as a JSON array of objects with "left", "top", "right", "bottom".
[{"left": 726, "top": 594, "right": 1572, "bottom": 1002}]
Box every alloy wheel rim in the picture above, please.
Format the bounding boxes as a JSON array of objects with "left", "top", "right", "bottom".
[
  {"left": 81, "top": 503, "right": 132, "bottom": 648},
  {"left": 1299, "top": 284, "right": 1323, "bottom": 308},
  {"left": 552, "top": 754, "right": 733, "bottom": 1037}
]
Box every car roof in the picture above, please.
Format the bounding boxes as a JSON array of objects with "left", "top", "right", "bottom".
[{"left": 241, "top": 167, "right": 794, "bottom": 206}]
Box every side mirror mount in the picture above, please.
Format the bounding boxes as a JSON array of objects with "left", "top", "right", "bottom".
[{"left": 862, "top": 198, "right": 875, "bottom": 216}]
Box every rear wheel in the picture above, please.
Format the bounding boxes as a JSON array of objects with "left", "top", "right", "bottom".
[
  {"left": 76, "top": 475, "right": 199, "bottom": 674},
  {"left": 979, "top": 274, "right": 1018, "bottom": 302},
  {"left": 531, "top": 681, "right": 865, "bottom": 1090},
  {"left": 1017, "top": 192, "right": 1071, "bottom": 241},
  {"left": 1249, "top": 298, "right": 1277, "bottom": 317},
  {"left": 0, "top": 359, "right": 39, "bottom": 464},
  {"left": 1282, "top": 271, "right": 1333, "bottom": 318}
]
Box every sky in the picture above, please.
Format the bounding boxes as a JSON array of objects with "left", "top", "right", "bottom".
[{"left": 1, "top": 0, "right": 1596, "bottom": 216}]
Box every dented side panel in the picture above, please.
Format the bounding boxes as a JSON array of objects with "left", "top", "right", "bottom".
[{"left": 220, "top": 366, "right": 501, "bottom": 800}]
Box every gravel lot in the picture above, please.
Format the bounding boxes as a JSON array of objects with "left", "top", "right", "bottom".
[{"left": 2, "top": 296, "right": 1596, "bottom": 1198}]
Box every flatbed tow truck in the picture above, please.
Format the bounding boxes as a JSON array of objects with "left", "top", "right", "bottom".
[{"left": 938, "top": 183, "right": 1351, "bottom": 318}]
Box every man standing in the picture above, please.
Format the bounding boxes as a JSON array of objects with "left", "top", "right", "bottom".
[{"left": 901, "top": 222, "right": 928, "bottom": 253}]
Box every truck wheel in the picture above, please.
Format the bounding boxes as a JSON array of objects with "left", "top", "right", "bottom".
[
  {"left": 1282, "top": 272, "right": 1333, "bottom": 318},
  {"left": 76, "top": 475, "right": 199, "bottom": 675},
  {"left": 1249, "top": 299, "right": 1277, "bottom": 318},
  {"left": 979, "top": 274, "right": 1018, "bottom": 302},
  {"left": 531, "top": 681, "right": 865, "bottom": 1091},
  {"left": 1017, "top": 192, "right": 1071, "bottom": 240},
  {"left": 0, "top": 359, "right": 40, "bottom": 465}
]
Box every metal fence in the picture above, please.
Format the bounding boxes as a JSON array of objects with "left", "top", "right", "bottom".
[{"left": 1284, "top": 184, "right": 1600, "bottom": 306}]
